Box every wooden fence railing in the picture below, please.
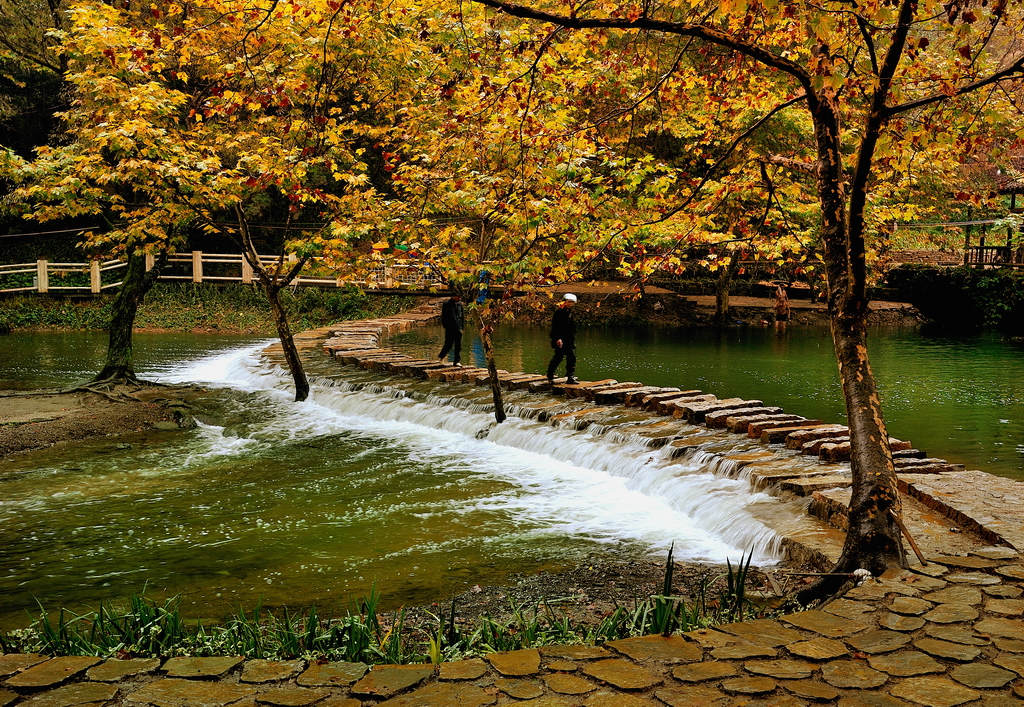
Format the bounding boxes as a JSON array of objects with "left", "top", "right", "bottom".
[{"left": 0, "top": 252, "right": 443, "bottom": 295}]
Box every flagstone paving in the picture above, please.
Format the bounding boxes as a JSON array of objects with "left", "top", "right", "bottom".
[{"left": 4, "top": 551, "right": 1024, "bottom": 705}]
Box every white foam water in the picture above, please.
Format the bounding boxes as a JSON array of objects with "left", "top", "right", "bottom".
[{"left": 155, "top": 344, "right": 789, "bottom": 565}]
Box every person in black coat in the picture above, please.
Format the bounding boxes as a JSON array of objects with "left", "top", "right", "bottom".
[
  {"left": 546, "top": 293, "right": 578, "bottom": 383},
  {"left": 438, "top": 294, "right": 465, "bottom": 365}
]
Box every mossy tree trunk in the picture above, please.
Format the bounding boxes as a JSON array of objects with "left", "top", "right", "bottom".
[{"left": 91, "top": 251, "right": 166, "bottom": 385}]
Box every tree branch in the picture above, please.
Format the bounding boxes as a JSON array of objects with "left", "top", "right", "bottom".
[{"left": 469, "top": 0, "right": 815, "bottom": 96}]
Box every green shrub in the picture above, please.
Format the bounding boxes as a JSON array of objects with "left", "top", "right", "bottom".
[{"left": 886, "top": 265, "right": 1024, "bottom": 333}]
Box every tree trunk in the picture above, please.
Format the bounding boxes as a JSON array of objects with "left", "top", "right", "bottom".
[
  {"left": 797, "top": 95, "right": 905, "bottom": 603},
  {"left": 475, "top": 309, "right": 506, "bottom": 423},
  {"left": 265, "top": 284, "right": 310, "bottom": 402},
  {"left": 91, "top": 253, "right": 162, "bottom": 385},
  {"left": 714, "top": 260, "right": 739, "bottom": 325}
]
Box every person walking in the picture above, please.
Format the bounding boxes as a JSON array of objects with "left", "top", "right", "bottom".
[
  {"left": 547, "top": 293, "right": 578, "bottom": 383},
  {"left": 438, "top": 294, "right": 464, "bottom": 365},
  {"left": 774, "top": 283, "right": 791, "bottom": 333}
]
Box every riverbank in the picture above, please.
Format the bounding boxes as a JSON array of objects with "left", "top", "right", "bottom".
[
  {"left": 0, "top": 283, "right": 408, "bottom": 334},
  {"left": 0, "top": 386, "right": 204, "bottom": 457},
  {"left": 512, "top": 287, "right": 922, "bottom": 328}
]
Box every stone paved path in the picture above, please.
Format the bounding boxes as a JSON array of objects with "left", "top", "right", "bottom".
[{"left": 3, "top": 549, "right": 1024, "bottom": 705}]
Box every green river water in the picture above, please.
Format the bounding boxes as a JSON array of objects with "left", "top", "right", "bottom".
[{"left": 0, "top": 325, "right": 1020, "bottom": 630}]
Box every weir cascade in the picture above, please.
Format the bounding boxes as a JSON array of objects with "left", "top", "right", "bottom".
[{"left": 297, "top": 299, "right": 1024, "bottom": 559}]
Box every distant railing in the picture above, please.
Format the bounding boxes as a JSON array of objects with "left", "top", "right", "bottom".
[
  {"left": 0, "top": 251, "right": 443, "bottom": 295},
  {"left": 964, "top": 245, "right": 1024, "bottom": 268}
]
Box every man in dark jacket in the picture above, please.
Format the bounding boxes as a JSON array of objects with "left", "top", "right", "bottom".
[
  {"left": 546, "top": 293, "right": 578, "bottom": 383},
  {"left": 438, "top": 294, "right": 465, "bottom": 365}
]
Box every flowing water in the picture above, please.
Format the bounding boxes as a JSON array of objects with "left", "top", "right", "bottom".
[
  {"left": 0, "top": 324, "right": 1020, "bottom": 630},
  {"left": 394, "top": 324, "right": 1024, "bottom": 480}
]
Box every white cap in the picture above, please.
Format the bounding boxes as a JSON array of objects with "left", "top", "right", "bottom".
[{"left": 563, "top": 293, "right": 577, "bottom": 302}]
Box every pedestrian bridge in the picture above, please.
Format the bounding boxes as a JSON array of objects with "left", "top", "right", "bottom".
[{"left": 0, "top": 251, "right": 443, "bottom": 296}]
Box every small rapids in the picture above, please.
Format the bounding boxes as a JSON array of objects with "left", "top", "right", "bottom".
[{"left": 156, "top": 344, "right": 789, "bottom": 565}]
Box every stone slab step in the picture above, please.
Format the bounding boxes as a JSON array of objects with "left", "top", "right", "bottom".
[
  {"left": 656, "top": 394, "right": 714, "bottom": 415},
  {"left": 623, "top": 386, "right": 678, "bottom": 406},
  {"left": 426, "top": 366, "right": 464, "bottom": 380},
  {"left": 640, "top": 390, "right": 703, "bottom": 412},
  {"left": 505, "top": 375, "right": 549, "bottom": 390},
  {"left": 759, "top": 422, "right": 828, "bottom": 443},
  {"left": 780, "top": 474, "right": 852, "bottom": 496},
  {"left": 898, "top": 470, "right": 1024, "bottom": 550},
  {"left": 819, "top": 438, "right": 911, "bottom": 462},
  {"left": 802, "top": 436, "right": 849, "bottom": 455},
  {"left": 382, "top": 358, "right": 432, "bottom": 373},
  {"left": 557, "top": 380, "right": 618, "bottom": 398},
  {"left": 893, "top": 448, "right": 928, "bottom": 459},
  {"left": 473, "top": 370, "right": 510, "bottom": 384},
  {"left": 590, "top": 383, "right": 646, "bottom": 404},
  {"left": 726, "top": 413, "right": 803, "bottom": 434},
  {"left": 746, "top": 418, "right": 813, "bottom": 438},
  {"left": 808, "top": 488, "right": 852, "bottom": 531},
  {"left": 784, "top": 426, "right": 849, "bottom": 449},
  {"left": 704, "top": 406, "right": 784, "bottom": 428},
  {"left": 895, "top": 459, "right": 966, "bottom": 474},
  {"left": 671, "top": 398, "right": 759, "bottom": 422},
  {"left": 741, "top": 460, "right": 848, "bottom": 490}
]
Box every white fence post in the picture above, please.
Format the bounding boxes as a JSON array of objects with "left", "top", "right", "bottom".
[
  {"left": 241, "top": 256, "right": 253, "bottom": 284},
  {"left": 90, "top": 261, "right": 101, "bottom": 293},
  {"left": 36, "top": 260, "right": 48, "bottom": 293},
  {"left": 192, "top": 251, "right": 203, "bottom": 282},
  {"left": 145, "top": 253, "right": 155, "bottom": 271}
]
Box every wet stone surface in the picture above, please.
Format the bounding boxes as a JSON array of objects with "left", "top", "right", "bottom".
[
  {"left": 350, "top": 665, "right": 433, "bottom": 698},
  {"left": 784, "top": 679, "right": 840, "bottom": 701},
  {"left": 542, "top": 673, "right": 597, "bottom": 695},
  {"left": 438, "top": 658, "right": 487, "bottom": 680},
  {"left": 948, "top": 662, "right": 1016, "bottom": 688},
  {"left": 821, "top": 660, "right": 889, "bottom": 688},
  {"left": 923, "top": 625, "right": 988, "bottom": 646},
  {"left": 880, "top": 613, "right": 927, "bottom": 632},
  {"left": 866, "top": 651, "right": 944, "bottom": 677},
  {"left": 494, "top": 677, "right": 543, "bottom": 699},
  {"left": 254, "top": 686, "right": 331, "bottom": 706},
  {"left": 888, "top": 675, "right": 981, "bottom": 707},
  {"left": 485, "top": 648, "right": 540, "bottom": 676},
  {"left": 743, "top": 658, "right": 815, "bottom": 679},
  {"left": 162, "top": 656, "right": 242, "bottom": 679},
  {"left": 240, "top": 660, "right": 304, "bottom": 684},
  {"left": 890, "top": 597, "right": 932, "bottom": 615},
  {"left": 670, "top": 661, "right": 737, "bottom": 682},
  {"left": 786, "top": 637, "right": 849, "bottom": 659},
  {"left": 581, "top": 659, "right": 661, "bottom": 690},
  {"left": 19, "top": 681, "right": 117, "bottom": 707},
  {"left": 605, "top": 635, "right": 700, "bottom": 663},
  {"left": 127, "top": 677, "right": 255, "bottom": 706},
  {"left": 86, "top": 658, "right": 161, "bottom": 683},
  {"left": 783, "top": 610, "right": 871, "bottom": 637},
  {"left": 0, "top": 655, "right": 47, "bottom": 679},
  {"left": 921, "top": 602, "right": 979, "bottom": 624},
  {"left": 847, "top": 629, "right": 912, "bottom": 654},
  {"left": 295, "top": 661, "right": 368, "bottom": 687},
  {"left": 720, "top": 676, "right": 776, "bottom": 694},
  {"left": 4, "top": 658, "right": 100, "bottom": 689},
  {"left": 913, "top": 638, "right": 983, "bottom": 662}
]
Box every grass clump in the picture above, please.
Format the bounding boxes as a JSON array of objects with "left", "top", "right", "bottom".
[{"left": 1, "top": 550, "right": 768, "bottom": 663}]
